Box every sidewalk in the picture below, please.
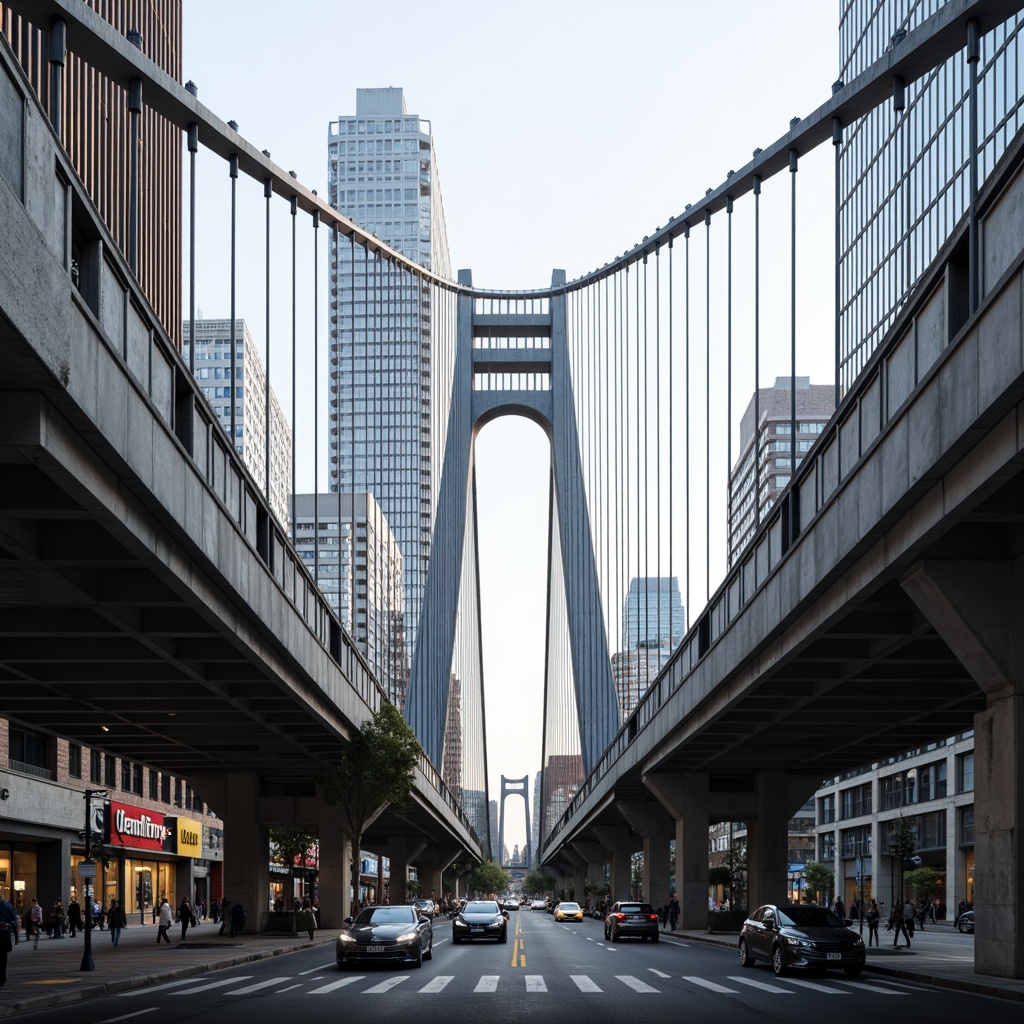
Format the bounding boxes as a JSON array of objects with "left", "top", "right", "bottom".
[
  {"left": 0, "top": 919, "right": 334, "bottom": 1018},
  {"left": 671, "top": 926, "right": 1024, "bottom": 1003}
]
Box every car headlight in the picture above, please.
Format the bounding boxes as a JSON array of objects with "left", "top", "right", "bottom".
[
  {"left": 784, "top": 936, "right": 809, "bottom": 947},
  {"left": 396, "top": 930, "right": 420, "bottom": 943},
  {"left": 453, "top": 918, "right": 468, "bottom": 929},
  {"left": 852, "top": 936, "right": 865, "bottom": 948},
  {"left": 337, "top": 933, "right": 356, "bottom": 944}
]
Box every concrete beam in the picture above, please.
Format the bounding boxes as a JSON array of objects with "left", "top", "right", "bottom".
[{"left": 617, "top": 801, "right": 673, "bottom": 907}]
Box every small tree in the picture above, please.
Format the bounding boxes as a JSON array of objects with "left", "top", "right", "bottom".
[
  {"left": 802, "top": 861, "right": 835, "bottom": 905},
  {"left": 707, "top": 865, "right": 731, "bottom": 905},
  {"left": 904, "top": 867, "right": 942, "bottom": 905},
  {"left": 471, "top": 860, "right": 511, "bottom": 896},
  {"left": 888, "top": 816, "right": 917, "bottom": 901},
  {"left": 523, "top": 868, "right": 556, "bottom": 895},
  {"left": 723, "top": 843, "right": 748, "bottom": 910},
  {"left": 269, "top": 827, "right": 318, "bottom": 935},
  {"left": 320, "top": 703, "right": 421, "bottom": 916}
]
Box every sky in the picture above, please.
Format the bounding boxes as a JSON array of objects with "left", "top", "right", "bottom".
[{"left": 182, "top": 0, "right": 841, "bottom": 855}]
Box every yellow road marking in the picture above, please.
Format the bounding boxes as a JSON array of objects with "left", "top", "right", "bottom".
[
  {"left": 520, "top": 954, "right": 526, "bottom": 967},
  {"left": 26, "top": 979, "right": 82, "bottom": 986}
]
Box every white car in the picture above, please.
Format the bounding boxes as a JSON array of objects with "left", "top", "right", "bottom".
[{"left": 530, "top": 899, "right": 546, "bottom": 911}]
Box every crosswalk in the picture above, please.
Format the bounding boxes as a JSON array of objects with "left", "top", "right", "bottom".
[{"left": 119, "top": 971, "right": 911, "bottom": 1000}]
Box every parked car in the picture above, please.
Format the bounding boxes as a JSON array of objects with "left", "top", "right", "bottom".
[
  {"left": 738, "top": 903, "right": 865, "bottom": 977},
  {"left": 604, "top": 901, "right": 660, "bottom": 942},
  {"left": 530, "top": 899, "right": 547, "bottom": 911},
  {"left": 452, "top": 899, "right": 509, "bottom": 943},
  {"left": 502, "top": 897, "right": 521, "bottom": 911},
  {"left": 336, "top": 904, "right": 432, "bottom": 969},
  {"left": 956, "top": 909, "right": 975, "bottom": 933},
  {"left": 411, "top": 898, "right": 436, "bottom": 919},
  {"left": 555, "top": 901, "right": 584, "bottom": 923}
]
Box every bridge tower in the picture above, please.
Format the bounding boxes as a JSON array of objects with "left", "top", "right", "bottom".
[
  {"left": 406, "top": 270, "right": 619, "bottom": 779},
  {"left": 497, "top": 775, "right": 532, "bottom": 870}
]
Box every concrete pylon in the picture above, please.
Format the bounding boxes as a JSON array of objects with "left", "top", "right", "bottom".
[
  {"left": 220, "top": 774, "right": 269, "bottom": 932},
  {"left": 592, "top": 825, "right": 637, "bottom": 904},
  {"left": 902, "top": 559, "right": 1024, "bottom": 978},
  {"left": 617, "top": 800, "right": 673, "bottom": 908},
  {"left": 644, "top": 772, "right": 708, "bottom": 929},
  {"left": 569, "top": 840, "right": 607, "bottom": 894},
  {"left": 386, "top": 836, "right": 428, "bottom": 907}
]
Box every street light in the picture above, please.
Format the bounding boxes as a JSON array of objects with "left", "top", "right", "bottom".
[{"left": 80, "top": 788, "right": 107, "bottom": 972}]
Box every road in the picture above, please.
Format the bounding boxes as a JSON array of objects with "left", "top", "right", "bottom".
[{"left": 12, "top": 910, "right": 1015, "bottom": 1024}]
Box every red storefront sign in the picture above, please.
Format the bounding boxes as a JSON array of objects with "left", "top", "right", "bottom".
[{"left": 108, "top": 801, "right": 170, "bottom": 851}]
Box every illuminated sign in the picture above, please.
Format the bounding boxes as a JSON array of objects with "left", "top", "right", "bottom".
[
  {"left": 108, "top": 801, "right": 169, "bottom": 852},
  {"left": 170, "top": 817, "right": 203, "bottom": 858}
]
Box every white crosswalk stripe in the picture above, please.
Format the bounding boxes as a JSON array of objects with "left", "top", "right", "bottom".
[
  {"left": 682, "top": 976, "right": 739, "bottom": 993},
  {"left": 227, "top": 978, "right": 290, "bottom": 995},
  {"left": 728, "top": 976, "right": 794, "bottom": 994},
  {"left": 616, "top": 975, "right": 659, "bottom": 993},
  {"left": 309, "top": 976, "right": 365, "bottom": 993},
  {"left": 170, "top": 977, "right": 253, "bottom": 995},
  {"left": 118, "top": 980, "right": 201, "bottom": 996},
  {"left": 525, "top": 975, "right": 547, "bottom": 992},
  {"left": 474, "top": 975, "right": 500, "bottom": 993},
  {"left": 648, "top": 968, "right": 672, "bottom": 978},
  {"left": 419, "top": 976, "right": 454, "bottom": 993},
  {"left": 363, "top": 976, "right": 409, "bottom": 994},
  {"left": 570, "top": 975, "right": 602, "bottom": 992},
  {"left": 835, "top": 979, "right": 908, "bottom": 994},
  {"left": 782, "top": 977, "right": 850, "bottom": 994}
]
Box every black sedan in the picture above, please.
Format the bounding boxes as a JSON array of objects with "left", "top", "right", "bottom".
[
  {"left": 452, "top": 899, "right": 509, "bottom": 943},
  {"left": 336, "top": 905, "right": 433, "bottom": 969},
  {"left": 738, "top": 903, "right": 865, "bottom": 977},
  {"left": 956, "top": 909, "right": 975, "bottom": 933},
  {"left": 604, "top": 901, "right": 660, "bottom": 942}
]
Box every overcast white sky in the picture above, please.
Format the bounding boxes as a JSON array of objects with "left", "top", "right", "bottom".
[{"left": 183, "top": 0, "right": 841, "bottom": 853}]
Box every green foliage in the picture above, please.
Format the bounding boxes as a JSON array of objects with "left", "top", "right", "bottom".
[
  {"left": 904, "top": 867, "right": 942, "bottom": 902},
  {"left": 523, "top": 868, "right": 556, "bottom": 894},
  {"left": 801, "top": 861, "right": 835, "bottom": 905},
  {"left": 723, "top": 843, "right": 748, "bottom": 909},
  {"left": 707, "top": 866, "right": 732, "bottom": 889},
  {"left": 471, "top": 860, "right": 511, "bottom": 895},
  {"left": 888, "top": 816, "right": 916, "bottom": 861}
]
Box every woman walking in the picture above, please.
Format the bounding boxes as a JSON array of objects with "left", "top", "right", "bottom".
[
  {"left": 156, "top": 898, "right": 173, "bottom": 944},
  {"left": 178, "top": 897, "right": 194, "bottom": 941},
  {"left": 107, "top": 899, "right": 127, "bottom": 948}
]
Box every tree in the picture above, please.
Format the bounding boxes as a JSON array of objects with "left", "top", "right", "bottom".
[
  {"left": 471, "top": 860, "right": 510, "bottom": 896},
  {"left": 523, "top": 868, "right": 556, "bottom": 895},
  {"left": 802, "top": 861, "right": 835, "bottom": 905},
  {"left": 320, "top": 702, "right": 422, "bottom": 914},
  {"left": 269, "top": 827, "right": 318, "bottom": 935},
  {"left": 904, "top": 867, "right": 942, "bottom": 904},
  {"left": 722, "top": 843, "right": 748, "bottom": 910},
  {"left": 888, "top": 815, "right": 917, "bottom": 901}
]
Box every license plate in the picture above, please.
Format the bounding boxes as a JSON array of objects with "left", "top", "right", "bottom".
[
  {"left": 826, "top": 952, "right": 842, "bottom": 960},
  {"left": 369, "top": 945, "right": 385, "bottom": 952},
  {"left": 471, "top": 926, "right": 484, "bottom": 933}
]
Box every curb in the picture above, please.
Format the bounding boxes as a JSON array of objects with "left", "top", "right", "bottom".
[{"left": 0, "top": 937, "right": 335, "bottom": 1018}]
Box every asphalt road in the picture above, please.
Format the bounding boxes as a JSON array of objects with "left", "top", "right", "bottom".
[{"left": 12, "top": 910, "right": 1018, "bottom": 1024}]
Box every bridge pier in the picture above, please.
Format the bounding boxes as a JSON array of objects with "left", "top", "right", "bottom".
[
  {"left": 617, "top": 801, "right": 673, "bottom": 909},
  {"left": 414, "top": 842, "right": 461, "bottom": 902},
  {"left": 745, "top": 774, "right": 791, "bottom": 911},
  {"left": 386, "top": 836, "right": 427, "bottom": 906},
  {"left": 902, "top": 559, "right": 1024, "bottom": 978},
  {"left": 316, "top": 796, "right": 351, "bottom": 927},
  {"left": 569, "top": 840, "right": 607, "bottom": 899},
  {"left": 220, "top": 774, "right": 270, "bottom": 932},
  {"left": 592, "top": 824, "right": 636, "bottom": 904}
]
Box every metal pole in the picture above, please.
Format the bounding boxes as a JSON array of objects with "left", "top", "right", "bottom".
[
  {"left": 128, "top": 78, "right": 142, "bottom": 276},
  {"left": 47, "top": 18, "right": 66, "bottom": 136},
  {"left": 229, "top": 154, "right": 239, "bottom": 448},
  {"left": 79, "top": 789, "right": 102, "bottom": 971}
]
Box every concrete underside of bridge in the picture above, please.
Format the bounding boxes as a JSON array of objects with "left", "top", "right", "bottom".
[{"left": 544, "top": 129, "right": 1024, "bottom": 978}]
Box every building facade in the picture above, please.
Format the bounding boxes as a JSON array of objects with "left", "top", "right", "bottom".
[
  {"left": 728, "top": 377, "right": 834, "bottom": 566},
  {"left": 327, "top": 87, "right": 452, "bottom": 668},
  {"left": 290, "top": 492, "right": 408, "bottom": 708},
  {"left": 183, "top": 318, "right": 292, "bottom": 528}
]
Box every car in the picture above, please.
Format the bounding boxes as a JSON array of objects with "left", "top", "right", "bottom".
[
  {"left": 411, "top": 898, "right": 436, "bottom": 919},
  {"left": 604, "top": 901, "right": 660, "bottom": 942},
  {"left": 502, "top": 897, "right": 521, "bottom": 911},
  {"left": 336, "top": 904, "right": 433, "bottom": 969},
  {"left": 554, "top": 901, "right": 584, "bottom": 923},
  {"left": 530, "top": 899, "right": 547, "bottom": 911},
  {"left": 738, "top": 903, "right": 866, "bottom": 977},
  {"left": 956, "top": 909, "right": 974, "bottom": 933},
  {"left": 452, "top": 899, "right": 509, "bottom": 943}
]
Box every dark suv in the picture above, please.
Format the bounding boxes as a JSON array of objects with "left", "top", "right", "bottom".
[{"left": 604, "top": 901, "right": 660, "bottom": 942}]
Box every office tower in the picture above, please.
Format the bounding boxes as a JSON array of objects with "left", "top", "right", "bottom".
[
  {"left": 728, "top": 376, "right": 834, "bottom": 566},
  {"left": 442, "top": 673, "right": 463, "bottom": 799},
  {"left": 183, "top": 318, "right": 292, "bottom": 528},
  {"left": 290, "top": 492, "right": 408, "bottom": 708},
  {"left": 327, "top": 87, "right": 452, "bottom": 667},
  {"left": 2, "top": 2, "right": 182, "bottom": 345}
]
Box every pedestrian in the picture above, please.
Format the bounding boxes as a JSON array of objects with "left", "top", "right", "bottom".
[
  {"left": 50, "top": 899, "right": 65, "bottom": 938},
  {"left": 218, "top": 899, "right": 231, "bottom": 936},
  {"left": 210, "top": 897, "right": 221, "bottom": 924},
  {"left": 659, "top": 902, "right": 668, "bottom": 930},
  {"left": 0, "top": 895, "right": 18, "bottom": 990},
  {"left": 156, "top": 898, "right": 173, "bottom": 944},
  {"left": 668, "top": 895, "right": 680, "bottom": 931},
  {"left": 866, "top": 899, "right": 880, "bottom": 946},
  {"left": 178, "top": 897, "right": 194, "bottom": 941},
  {"left": 67, "top": 897, "right": 82, "bottom": 938},
  {"left": 93, "top": 899, "right": 104, "bottom": 930},
  {"left": 903, "top": 898, "right": 917, "bottom": 939},
  {"left": 229, "top": 901, "right": 247, "bottom": 937},
  {"left": 28, "top": 897, "right": 43, "bottom": 949},
  {"left": 891, "top": 900, "right": 911, "bottom": 948},
  {"left": 833, "top": 895, "right": 846, "bottom": 920},
  {"left": 107, "top": 898, "right": 127, "bottom": 947}
]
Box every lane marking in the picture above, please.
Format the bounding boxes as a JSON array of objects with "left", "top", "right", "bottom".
[
  {"left": 682, "top": 976, "right": 739, "bottom": 993},
  {"left": 118, "top": 980, "right": 197, "bottom": 997},
  {"left": 170, "top": 977, "right": 253, "bottom": 995},
  {"left": 571, "top": 975, "right": 602, "bottom": 992},
  {"left": 648, "top": 968, "right": 672, "bottom": 978},
  {"left": 616, "top": 975, "right": 659, "bottom": 993},
  {"left": 299, "top": 962, "right": 335, "bottom": 975},
  {"left": 474, "top": 975, "right": 500, "bottom": 993},
  {"left": 834, "top": 980, "right": 908, "bottom": 994},
  {"left": 727, "top": 976, "right": 794, "bottom": 994},
  {"left": 782, "top": 977, "right": 850, "bottom": 994},
  {"left": 525, "top": 975, "right": 547, "bottom": 992},
  {"left": 276, "top": 984, "right": 302, "bottom": 993},
  {"left": 363, "top": 976, "right": 409, "bottom": 994},
  {"left": 419, "top": 976, "right": 454, "bottom": 993},
  {"left": 97, "top": 1011, "right": 160, "bottom": 1024},
  {"left": 227, "top": 977, "right": 291, "bottom": 995},
  {"left": 309, "top": 976, "right": 365, "bottom": 993}
]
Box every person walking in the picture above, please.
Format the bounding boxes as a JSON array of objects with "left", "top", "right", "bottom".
[
  {"left": 218, "top": 899, "right": 231, "bottom": 936},
  {"left": 668, "top": 895, "right": 680, "bottom": 931},
  {"left": 107, "top": 899, "right": 127, "bottom": 948},
  {"left": 891, "top": 899, "right": 911, "bottom": 948},
  {"left": 67, "top": 897, "right": 83, "bottom": 938},
  {"left": 156, "top": 898, "right": 173, "bottom": 944},
  {"left": 0, "top": 896, "right": 18, "bottom": 991},
  {"left": 51, "top": 899, "right": 66, "bottom": 938},
  {"left": 229, "top": 901, "right": 246, "bottom": 937},
  {"left": 903, "top": 898, "right": 917, "bottom": 940},
  {"left": 178, "top": 897, "right": 194, "bottom": 941},
  {"left": 866, "top": 899, "right": 880, "bottom": 946},
  {"left": 27, "top": 897, "right": 43, "bottom": 949},
  {"left": 833, "top": 895, "right": 846, "bottom": 920}
]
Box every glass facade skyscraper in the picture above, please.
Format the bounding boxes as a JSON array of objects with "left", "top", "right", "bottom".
[{"left": 327, "top": 88, "right": 453, "bottom": 665}]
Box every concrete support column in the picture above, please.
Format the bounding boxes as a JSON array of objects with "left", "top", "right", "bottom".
[
  {"left": 317, "top": 793, "right": 351, "bottom": 927},
  {"left": 386, "top": 837, "right": 427, "bottom": 907},
  {"left": 746, "top": 774, "right": 790, "bottom": 910},
  {"left": 645, "top": 772, "right": 709, "bottom": 929},
  {"left": 414, "top": 842, "right": 460, "bottom": 903},
  {"left": 222, "top": 774, "right": 269, "bottom": 932},
  {"left": 592, "top": 825, "right": 636, "bottom": 904},
  {"left": 617, "top": 801, "right": 673, "bottom": 908},
  {"left": 569, "top": 841, "right": 607, "bottom": 895}
]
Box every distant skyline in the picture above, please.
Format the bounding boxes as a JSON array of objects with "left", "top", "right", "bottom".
[{"left": 182, "top": 0, "right": 841, "bottom": 853}]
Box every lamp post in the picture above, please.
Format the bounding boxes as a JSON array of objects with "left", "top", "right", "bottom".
[{"left": 80, "top": 788, "right": 106, "bottom": 972}]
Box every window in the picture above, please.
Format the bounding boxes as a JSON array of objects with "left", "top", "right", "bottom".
[
  {"left": 958, "top": 752, "right": 974, "bottom": 793},
  {"left": 9, "top": 724, "right": 48, "bottom": 772},
  {"left": 820, "top": 832, "right": 836, "bottom": 859},
  {"left": 161, "top": 774, "right": 171, "bottom": 803},
  {"left": 840, "top": 825, "right": 872, "bottom": 858},
  {"left": 133, "top": 764, "right": 143, "bottom": 796},
  {"left": 90, "top": 749, "right": 102, "bottom": 784},
  {"left": 68, "top": 743, "right": 82, "bottom": 779},
  {"left": 104, "top": 754, "right": 116, "bottom": 788},
  {"left": 819, "top": 793, "right": 835, "bottom": 824},
  {"left": 839, "top": 782, "right": 871, "bottom": 818},
  {"left": 959, "top": 805, "right": 974, "bottom": 846},
  {"left": 149, "top": 769, "right": 158, "bottom": 800},
  {"left": 121, "top": 759, "right": 132, "bottom": 791}
]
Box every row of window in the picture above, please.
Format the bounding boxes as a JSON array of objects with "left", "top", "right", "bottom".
[{"left": 819, "top": 807, "right": 971, "bottom": 859}]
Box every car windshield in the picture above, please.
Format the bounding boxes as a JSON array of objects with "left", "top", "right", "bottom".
[
  {"left": 464, "top": 901, "right": 499, "bottom": 914},
  {"left": 356, "top": 907, "right": 415, "bottom": 925},
  {"left": 618, "top": 904, "right": 654, "bottom": 915},
  {"left": 559, "top": 903, "right": 580, "bottom": 911},
  {"left": 776, "top": 906, "right": 845, "bottom": 928}
]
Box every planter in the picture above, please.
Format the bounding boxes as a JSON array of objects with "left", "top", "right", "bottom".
[{"left": 707, "top": 909, "right": 746, "bottom": 933}]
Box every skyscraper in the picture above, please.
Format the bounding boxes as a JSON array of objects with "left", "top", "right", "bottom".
[{"left": 327, "top": 88, "right": 452, "bottom": 668}]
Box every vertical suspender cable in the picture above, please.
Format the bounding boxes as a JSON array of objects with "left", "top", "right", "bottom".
[
  {"left": 753, "top": 176, "right": 761, "bottom": 539},
  {"left": 655, "top": 245, "right": 662, "bottom": 662},
  {"left": 668, "top": 238, "right": 674, "bottom": 641},
  {"left": 229, "top": 154, "right": 239, "bottom": 449},
  {"left": 642, "top": 255, "right": 649, "bottom": 660},
  {"left": 967, "top": 19, "right": 980, "bottom": 314},
  {"left": 726, "top": 197, "right": 733, "bottom": 570},
  {"left": 264, "top": 178, "right": 272, "bottom": 516},
  {"left": 789, "top": 148, "right": 799, "bottom": 548},
  {"left": 290, "top": 195, "right": 297, "bottom": 545},
  {"left": 833, "top": 117, "right": 843, "bottom": 407},
  {"left": 704, "top": 210, "right": 711, "bottom": 605},
  {"left": 684, "top": 224, "right": 691, "bottom": 633},
  {"left": 187, "top": 123, "right": 197, "bottom": 378},
  {"left": 313, "top": 210, "right": 320, "bottom": 584}
]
